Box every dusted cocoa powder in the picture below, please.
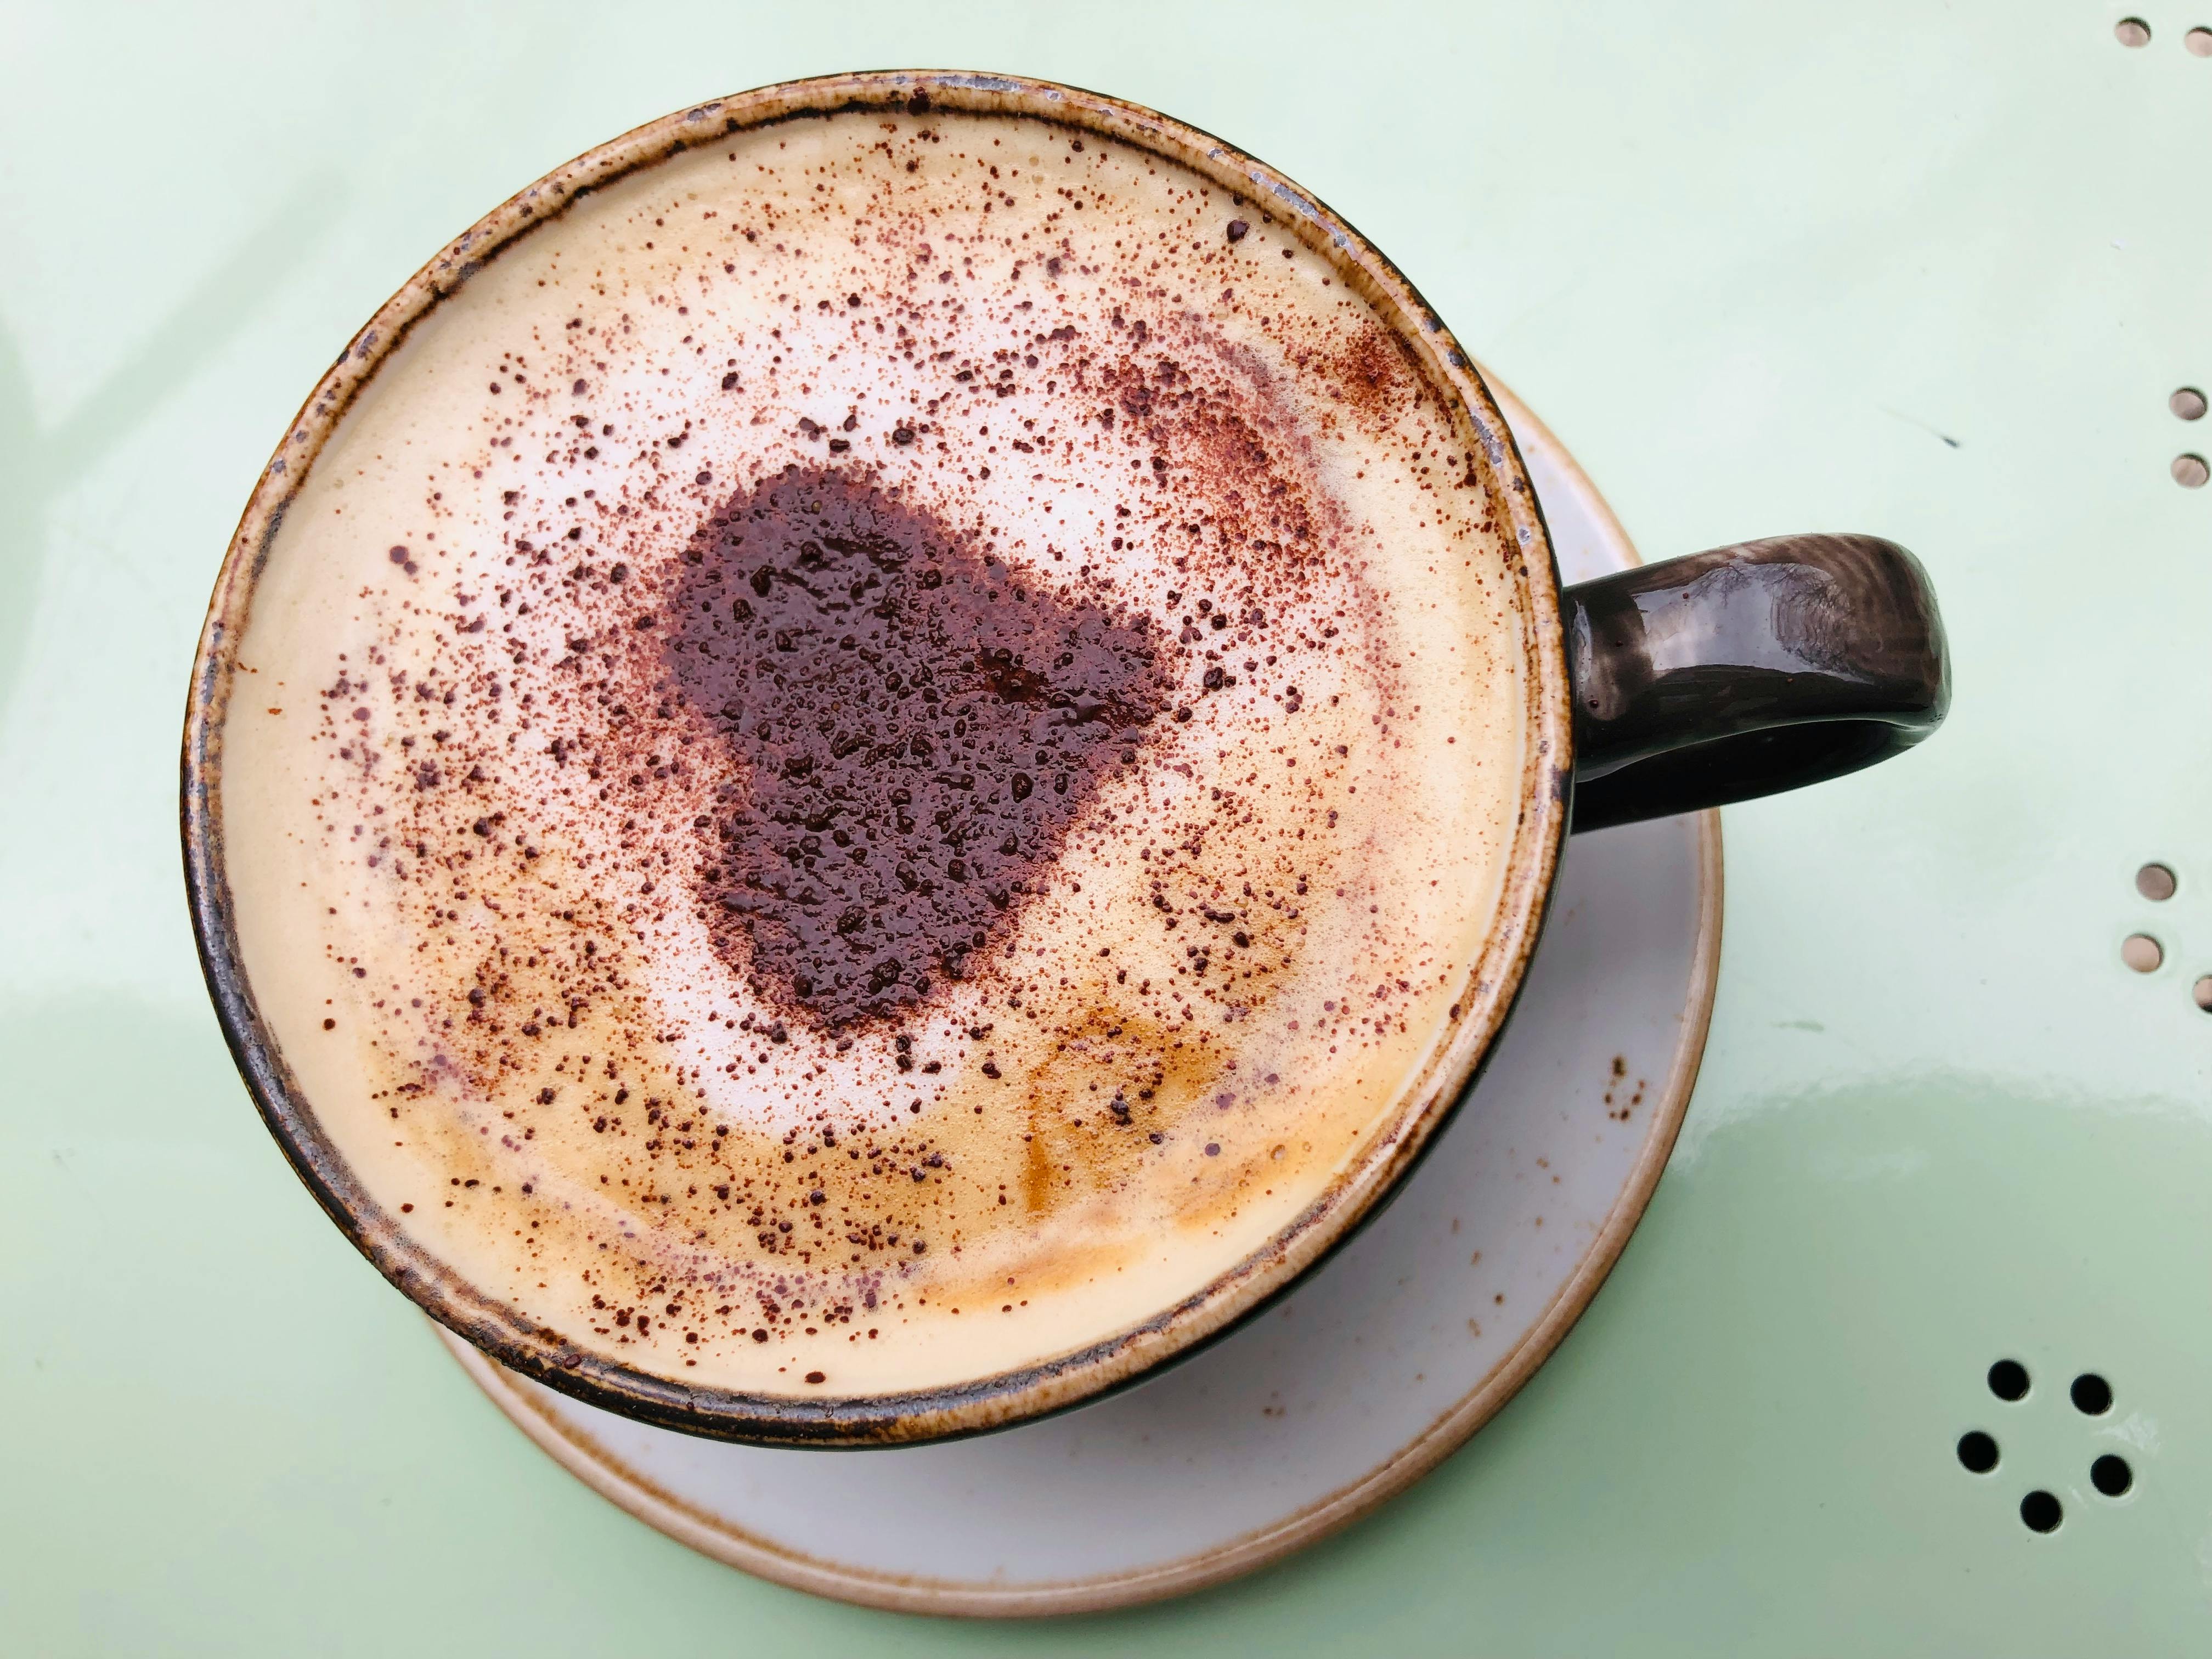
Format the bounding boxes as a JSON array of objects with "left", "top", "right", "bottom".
[
  {"left": 213, "top": 95, "right": 1526, "bottom": 1406},
  {"left": 665, "top": 466, "right": 1171, "bottom": 1031}
]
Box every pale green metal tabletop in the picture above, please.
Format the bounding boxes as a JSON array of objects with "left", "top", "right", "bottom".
[{"left": 4, "top": 2, "right": 2208, "bottom": 1652}]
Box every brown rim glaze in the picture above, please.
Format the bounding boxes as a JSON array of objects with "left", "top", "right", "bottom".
[
  {"left": 182, "top": 71, "right": 1576, "bottom": 1447},
  {"left": 435, "top": 379, "right": 1717, "bottom": 1614}
]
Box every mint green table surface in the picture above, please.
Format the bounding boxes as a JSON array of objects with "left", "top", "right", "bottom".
[{"left": 5, "top": 2, "right": 2207, "bottom": 1651}]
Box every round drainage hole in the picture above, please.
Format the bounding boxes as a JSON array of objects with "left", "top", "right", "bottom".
[
  {"left": 2189, "top": 26, "right": 2212, "bottom": 55},
  {"left": 2092, "top": 1454, "right": 2135, "bottom": 1497},
  {"left": 2021, "top": 1489, "right": 2063, "bottom": 1532},
  {"left": 1989, "top": 1358, "right": 2030, "bottom": 1401},
  {"left": 1957, "top": 1430, "right": 1999, "bottom": 1473},
  {"left": 2122, "top": 933, "right": 2163, "bottom": 973},
  {"left": 2137, "top": 861, "right": 2177, "bottom": 900},
  {"left": 2117, "top": 16, "right": 2152, "bottom": 46},
  {"left": 2176, "top": 388, "right": 2210, "bottom": 421},
  {"left": 2174, "top": 454, "right": 2209, "bottom": 488},
  {"left": 2071, "top": 1372, "right": 2113, "bottom": 1415},
  {"left": 2195, "top": 975, "right": 2212, "bottom": 1011}
]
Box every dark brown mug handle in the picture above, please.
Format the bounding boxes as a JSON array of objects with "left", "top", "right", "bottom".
[{"left": 1564, "top": 534, "right": 1950, "bottom": 833}]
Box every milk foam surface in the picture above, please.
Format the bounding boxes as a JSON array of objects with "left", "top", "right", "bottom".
[{"left": 218, "top": 105, "right": 1528, "bottom": 1397}]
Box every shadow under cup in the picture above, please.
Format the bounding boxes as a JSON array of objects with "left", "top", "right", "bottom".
[{"left": 182, "top": 71, "right": 1946, "bottom": 1447}]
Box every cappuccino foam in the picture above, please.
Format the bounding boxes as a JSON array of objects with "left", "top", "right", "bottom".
[{"left": 217, "top": 102, "right": 1531, "bottom": 1400}]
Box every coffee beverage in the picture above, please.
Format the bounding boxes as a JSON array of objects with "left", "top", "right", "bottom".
[
  {"left": 194, "top": 77, "right": 1953, "bottom": 1443},
  {"left": 211, "top": 93, "right": 1533, "bottom": 1407}
]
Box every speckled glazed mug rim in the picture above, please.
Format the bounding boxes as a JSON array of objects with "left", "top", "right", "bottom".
[{"left": 181, "top": 69, "right": 1575, "bottom": 1447}]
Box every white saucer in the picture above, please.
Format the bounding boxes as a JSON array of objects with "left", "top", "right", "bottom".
[{"left": 435, "top": 377, "right": 1722, "bottom": 1616}]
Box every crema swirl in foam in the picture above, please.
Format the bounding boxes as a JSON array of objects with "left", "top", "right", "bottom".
[{"left": 217, "top": 103, "right": 1528, "bottom": 1397}]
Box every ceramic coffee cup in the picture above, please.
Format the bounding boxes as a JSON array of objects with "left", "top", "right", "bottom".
[{"left": 183, "top": 71, "right": 1948, "bottom": 1446}]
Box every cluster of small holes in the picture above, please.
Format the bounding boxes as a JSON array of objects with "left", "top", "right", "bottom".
[
  {"left": 2170, "top": 390, "right": 2211, "bottom": 486},
  {"left": 1959, "top": 1361, "right": 2134, "bottom": 1531},
  {"left": 2115, "top": 19, "right": 2212, "bottom": 53},
  {"left": 2120, "top": 864, "right": 2212, "bottom": 1005}
]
